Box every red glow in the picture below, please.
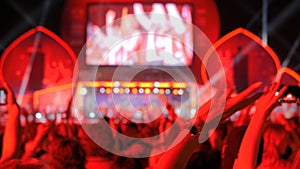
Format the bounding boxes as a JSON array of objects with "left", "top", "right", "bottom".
[
  {"left": 201, "top": 28, "right": 281, "bottom": 88},
  {"left": 132, "top": 88, "right": 138, "bottom": 94},
  {"left": 1, "top": 26, "right": 76, "bottom": 93},
  {"left": 105, "top": 88, "right": 112, "bottom": 94},
  {"left": 276, "top": 67, "right": 300, "bottom": 86},
  {"left": 172, "top": 89, "right": 178, "bottom": 95}
]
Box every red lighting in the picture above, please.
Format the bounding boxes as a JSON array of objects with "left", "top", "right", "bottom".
[
  {"left": 132, "top": 88, "right": 138, "bottom": 94},
  {"left": 172, "top": 89, "right": 178, "bottom": 95},
  {"left": 105, "top": 88, "right": 112, "bottom": 94}
]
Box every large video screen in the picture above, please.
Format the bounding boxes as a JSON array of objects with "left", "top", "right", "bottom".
[{"left": 86, "top": 3, "right": 193, "bottom": 66}]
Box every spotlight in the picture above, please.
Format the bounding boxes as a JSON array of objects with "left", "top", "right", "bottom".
[
  {"left": 124, "top": 88, "right": 130, "bottom": 94},
  {"left": 153, "top": 88, "right": 159, "bottom": 94},
  {"left": 114, "top": 81, "right": 120, "bottom": 87},
  {"left": 139, "top": 88, "right": 144, "bottom": 94},
  {"left": 145, "top": 88, "right": 151, "bottom": 94},
  {"left": 106, "top": 88, "right": 112, "bottom": 94},
  {"left": 35, "top": 112, "right": 42, "bottom": 119},
  {"left": 99, "top": 87, "right": 105, "bottom": 93},
  {"left": 79, "top": 87, "right": 88, "bottom": 95},
  {"left": 89, "top": 112, "right": 96, "bottom": 118},
  {"left": 165, "top": 89, "right": 171, "bottom": 95},
  {"left": 132, "top": 88, "right": 138, "bottom": 94},
  {"left": 113, "top": 88, "right": 120, "bottom": 94}
]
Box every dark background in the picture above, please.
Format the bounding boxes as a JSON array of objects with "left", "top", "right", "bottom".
[{"left": 0, "top": 0, "right": 299, "bottom": 73}]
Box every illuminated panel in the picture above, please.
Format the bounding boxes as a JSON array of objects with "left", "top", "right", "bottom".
[
  {"left": 103, "top": 81, "right": 114, "bottom": 87},
  {"left": 172, "top": 82, "right": 187, "bottom": 88},
  {"left": 85, "top": 81, "right": 101, "bottom": 87},
  {"left": 157, "top": 82, "right": 171, "bottom": 88},
  {"left": 138, "top": 82, "right": 153, "bottom": 88},
  {"left": 276, "top": 67, "right": 300, "bottom": 86},
  {"left": 201, "top": 27, "right": 281, "bottom": 88},
  {"left": 121, "top": 82, "right": 137, "bottom": 88},
  {"left": 33, "top": 83, "right": 73, "bottom": 110},
  {"left": 0, "top": 26, "right": 76, "bottom": 105}
]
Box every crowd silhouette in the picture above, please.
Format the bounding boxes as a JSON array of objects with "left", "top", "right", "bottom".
[{"left": 0, "top": 75, "right": 299, "bottom": 169}]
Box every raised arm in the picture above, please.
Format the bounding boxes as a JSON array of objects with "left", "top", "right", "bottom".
[
  {"left": 0, "top": 82, "right": 22, "bottom": 162},
  {"left": 154, "top": 82, "right": 263, "bottom": 169},
  {"left": 234, "top": 83, "right": 288, "bottom": 169}
]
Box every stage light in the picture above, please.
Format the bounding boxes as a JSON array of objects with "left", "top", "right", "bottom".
[
  {"left": 139, "top": 82, "right": 153, "bottom": 88},
  {"left": 124, "top": 88, "right": 130, "bottom": 94},
  {"left": 114, "top": 81, "right": 120, "bottom": 87},
  {"left": 86, "top": 81, "right": 101, "bottom": 87},
  {"left": 145, "top": 88, "right": 151, "bottom": 94},
  {"left": 154, "top": 82, "right": 160, "bottom": 87},
  {"left": 99, "top": 87, "right": 105, "bottom": 93},
  {"left": 172, "top": 89, "right": 178, "bottom": 95},
  {"left": 35, "top": 112, "right": 42, "bottom": 119},
  {"left": 104, "top": 81, "right": 114, "bottom": 87},
  {"left": 153, "top": 88, "right": 159, "bottom": 94},
  {"left": 158, "top": 82, "right": 171, "bottom": 88},
  {"left": 89, "top": 112, "right": 96, "bottom": 118},
  {"left": 159, "top": 89, "right": 165, "bottom": 94},
  {"left": 178, "top": 89, "right": 184, "bottom": 95},
  {"left": 119, "top": 88, "right": 124, "bottom": 94},
  {"left": 132, "top": 88, "right": 138, "bottom": 94},
  {"left": 121, "top": 82, "right": 137, "bottom": 88},
  {"left": 113, "top": 88, "right": 120, "bottom": 94},
  {"left": 172, "top": 82, "right": 187, "bottom": 88},
  {"left": 105, "top": 88, "right": 112, "bottom": 94},
  {"left": 139, "top": 88, "right": 144, "bottom": 94},
  {"left": 79, "top": 87, "right": 88, "bottom": 95},
  {"left": 165, "top": 89, "right": 171, "bottom": 94}
]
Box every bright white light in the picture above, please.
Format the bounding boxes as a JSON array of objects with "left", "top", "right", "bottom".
[
  {"left": 165, "top": 89, "right": 171, "bottom": 94},
  {"left": 114, "top": 81, "right": 120, "bottom": 87},
  {"left": 80, "top": 87, "right": 88, "bottom": 95},
  {"left": 134, "top": 111, "right": 142, "bottom": 119},
  {"left": 89, "top": 112, "right": 96, "bottom": 118},
  {"left": 139, "top": 88, "right": 144, "bottom": 94},
  {"left": 275, "top": 91, "right": 279, "bottom": 96},
  {"left": 113, "top": 88, "right": 120, "bottom": 94},
  {"left": 178, "top": 89, "right": 184, "bottom": 95},
  {"left": 153, "top": 88, "right": 159, "bottom": 94},
  {"left": 35, "top": 112, "right": 42, "bottom": 119},
  {"left": 124, "top": 88, "right": 130, "bottom": 94},
  {"left": 287, "top": 93, "right": 293, "bottom": 99},
  {"left": 99, "top": 87, "right": 105, "bottom": 93},
  {"left": 154, "top": 82, "right": 160, "bottom": 87}
]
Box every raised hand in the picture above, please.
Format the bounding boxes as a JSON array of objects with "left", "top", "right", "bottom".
[
  {"left": 195, "top": 82, "right": 263, "bottom": 129},
  {"left": 234, "top": 83, "right": 288, "bottom": 169}
]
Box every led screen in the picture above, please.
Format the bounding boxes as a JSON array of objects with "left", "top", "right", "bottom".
[{"left": 86, "top": 3, "right": 193, "bottom": 66}]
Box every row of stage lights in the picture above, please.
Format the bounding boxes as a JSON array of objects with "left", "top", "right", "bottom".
[
  {"left": 98, "top": 87, "right": 184, "bottom": 95},
  {"left": 79, "top": 81, "right": 187, "bottom": 96}
]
